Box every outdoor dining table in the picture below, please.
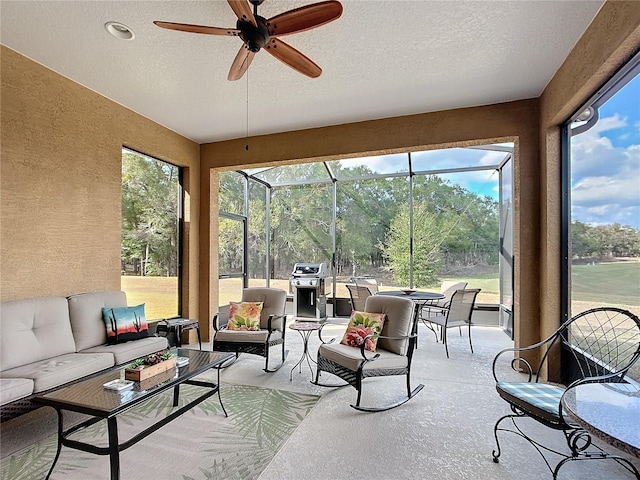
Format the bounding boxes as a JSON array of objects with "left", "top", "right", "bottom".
[
  {"left": 376, "top": 291, "right": 446, "bottom": 344},
  {"left": 376, "top": 290, "right": 445, "bottom": 304}
]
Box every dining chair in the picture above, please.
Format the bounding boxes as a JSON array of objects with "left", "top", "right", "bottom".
[
  {"left": 421, "top": 280, "right": 468, "bottom": 318},
  {"left": 353, "top": 277, "right": 379, "bottom": 294},
  {"left": 491, "top": 307, "right": 640, "bottom": 478},
  {"left": 346, "top": 284, "right": 372, "bottom": 311},
  {"left": 212, "top": 287, "right": 288, "bottom": 372},
  {"left": 313, "top": 294, "right": 423, "bottom": 412},
  {"left": 421, "top": 288, "right": 480, "bottom": 357}
]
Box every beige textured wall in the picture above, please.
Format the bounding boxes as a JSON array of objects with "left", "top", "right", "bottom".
[
  {"left": 1, "top": 46, "right": 201, "bottom": 321},
  {"left": 201, "top": 100, "right": 541, "bottom": 346}
]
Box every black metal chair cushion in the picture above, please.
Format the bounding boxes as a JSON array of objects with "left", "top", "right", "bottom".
[{"left": 496, "top": 381, "right": 565, "bottom": 425}]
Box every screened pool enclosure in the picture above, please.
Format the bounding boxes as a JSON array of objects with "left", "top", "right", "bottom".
[{"left": 218, "top": 144, "right": 514, "bottom": 331}]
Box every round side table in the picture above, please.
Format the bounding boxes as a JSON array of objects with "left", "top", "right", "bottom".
[{"left": 289, "top": 321, "right": 324, "bottom": 381}]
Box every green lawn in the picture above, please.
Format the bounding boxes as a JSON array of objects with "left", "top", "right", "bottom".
[
  {"left": 122, "top": 261, "right": 639, "bottom": 320},
  {"left": 571, "top": 261, "right": 640, "bottom": 306},
  {"left": 121, "top": 276, "right": 178, "bottom": 321}
]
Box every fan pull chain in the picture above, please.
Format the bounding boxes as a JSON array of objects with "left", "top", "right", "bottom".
[{"left": 245, "top": 67, "right": 250, "bottom": 151}]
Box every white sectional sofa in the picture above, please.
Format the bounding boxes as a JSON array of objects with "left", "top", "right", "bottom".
[{"left": 0, "top": 291, "right": 169, "bottom": 418}]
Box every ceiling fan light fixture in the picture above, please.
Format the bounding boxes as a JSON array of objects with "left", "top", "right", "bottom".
[{"left": 105, "top": 21, "right": 135, "bottom": 40}]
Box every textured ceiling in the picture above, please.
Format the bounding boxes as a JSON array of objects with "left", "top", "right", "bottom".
[{"left": 1, "top": 0, "right": 604, "bottom": 144}]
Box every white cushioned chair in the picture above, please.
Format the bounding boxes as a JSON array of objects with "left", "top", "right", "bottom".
[
  {"left": 212, "top": 288, "right": 288, "bottom": 372},
  {"left": 313, "top": 294, "right": 423, "bottom": 412}
]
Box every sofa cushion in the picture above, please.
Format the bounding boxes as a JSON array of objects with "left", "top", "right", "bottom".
[
  {"left": 67, "top": 291, "right": 127, "bottom": 351},
  {"left": 80, "top": 336, "right": 168, "bottom": 365},
  {"left": 0, "top": 378, "right": 34, "bottom": 406},
  {"left": 101, "top": 304, "right": 149, "bottom": 344},
  {"left": 1, "top": 353, "right": 114, "bottom": 393},
  {"left": 0, "top": 297, "right": 77, "bottom": 372}
]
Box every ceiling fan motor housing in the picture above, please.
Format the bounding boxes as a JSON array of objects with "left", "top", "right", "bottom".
[{"left": 237, "top": 16, "right": 270, "bottom": 52}]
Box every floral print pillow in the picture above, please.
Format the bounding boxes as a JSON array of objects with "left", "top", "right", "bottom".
[
  {"left": 340, "top": 310, "right": 386, "bottom": 352},
  {"left": 228, "top": 301, "right": 263, "bottom": 331}
]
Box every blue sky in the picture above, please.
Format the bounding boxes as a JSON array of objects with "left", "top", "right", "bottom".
[{"left": 571, "top": 73, "right": 640, "bottom": 229}]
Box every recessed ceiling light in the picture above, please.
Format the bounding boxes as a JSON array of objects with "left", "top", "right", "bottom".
[{"left": 105, "top": 21, "right": 135, "bottom": 40}]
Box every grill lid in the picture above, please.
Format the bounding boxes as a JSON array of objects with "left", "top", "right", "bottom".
[{"left": 291, "top": 263, "right": 327, "bottom": 278}]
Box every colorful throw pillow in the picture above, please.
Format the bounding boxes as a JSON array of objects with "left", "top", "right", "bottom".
[
  {"left": 340, "top": 310, "right": 386, "bottom": 352},
  {"left": 228, "top": 302, "right": 263, "bottom": 331},
  {"left": 101, "top": 304, "right": 149, "bottom": 345}
]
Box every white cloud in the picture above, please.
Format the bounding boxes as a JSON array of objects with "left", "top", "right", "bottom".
[{"left": 571, "top": 114, "right": 640, "bottom": 228}]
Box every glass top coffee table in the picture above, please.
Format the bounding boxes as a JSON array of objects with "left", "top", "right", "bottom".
[{"left": 33, "top": 349, "right": 234, "bottom": 480}]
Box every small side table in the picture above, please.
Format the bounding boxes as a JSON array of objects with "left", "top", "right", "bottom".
[
  {"left": 156, "top": 318, "right": 202, "bottom": 350},
  {"left": 289, "top": 321, "right": 323, "bottom": 381}
]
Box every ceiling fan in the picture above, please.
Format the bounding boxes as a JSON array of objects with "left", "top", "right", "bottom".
[{"left": 154, "top": 0, "right": 343, "bottom": 81}]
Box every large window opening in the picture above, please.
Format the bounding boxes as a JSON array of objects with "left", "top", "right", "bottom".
[
  {"left": 564, "top": 53, "right": 640, "bottom": 380},
  {"left": 121, "top": 148, "right": 182, "bottom": 320},
  {"left": 218, "top": 145, "right": 513, "bottom": 317}
]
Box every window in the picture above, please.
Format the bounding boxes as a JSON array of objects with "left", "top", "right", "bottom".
[
  {"left": 219, "top": 145, "right": 512, "bottom": 308},
  {"left": 121, "top": 148, "right": 182, "bottom": 320},
  {"left": 564, "top": 54, "right": 640, "bottom": 380}
]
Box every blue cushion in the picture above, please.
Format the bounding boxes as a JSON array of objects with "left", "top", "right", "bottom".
[
  {"left": 101, "top": 304, "right": 149, "bottom": 345},
  {"left": 496, "top": 381, "right": 565, "bottom": 424}
]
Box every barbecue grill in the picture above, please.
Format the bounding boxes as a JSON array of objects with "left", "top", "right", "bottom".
[{"left": 290, "top": 263, "right": 328, "bottom": 321}]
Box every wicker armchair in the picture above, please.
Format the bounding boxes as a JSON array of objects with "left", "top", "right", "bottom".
[
  {"left": 313, "top": 295, "right": 423, "bottom": 412},
  {"left": 491, "top": 307, "right": 640, "bottom": 478},
  {"left": 212, "top": 287, "right": 288, "bottom": 372}
]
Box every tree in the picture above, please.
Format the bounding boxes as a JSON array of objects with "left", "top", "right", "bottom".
[
  {"left": 121, "top": 152, "right": 178, "bottom": 276},
  {"left": 380, "top": 202, "right": 442, "bottom": 287}
]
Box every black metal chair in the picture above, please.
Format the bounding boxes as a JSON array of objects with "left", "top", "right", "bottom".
[
  {"left": 313, "top": 294, "right": 424, "bottom": 412},
  {"left": 212, "top": 287, "right": 288, "bottom": 372},
  {"left": 491, "top": 307, "right": 640, "bottom": 478},
  {"left": 420, "top": 288, "right": 480, "bottom": 357}
]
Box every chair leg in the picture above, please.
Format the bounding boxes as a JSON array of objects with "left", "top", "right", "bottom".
[
  {"left": 468, "top": 326, "right": 474, "bottom": 354},
  {"left": 443, "top": 327, "right": 450, "bottom": 358},
  {"left": 351, "top": 372, "right": 424, "bottom": 413},
  {"left": 263, "top": 344, "right": 288, "bottom": 373}
]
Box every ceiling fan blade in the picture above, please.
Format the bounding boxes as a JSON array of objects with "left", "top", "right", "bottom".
[
  {"left": 228, "top": 46, "right": 255, "bottom": 81},
  {"left": 227, "top": 0, "right": 257, "bottom": 27},
  {"left": 264, "top": 38, "right": 322, "bottom": 78},
  {"left": 267, "top": 1, "right": 343, "bottom": 37},
  {"left": 154, "top": 21, "right": 239, "bottom": 36}
]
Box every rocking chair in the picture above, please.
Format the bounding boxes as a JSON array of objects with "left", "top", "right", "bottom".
[
  {"left": 313, "top": 294, "right": 424, "bottom": 412},
  {"left": 212, "top": 287, "right": 288, "bottom": 372}
]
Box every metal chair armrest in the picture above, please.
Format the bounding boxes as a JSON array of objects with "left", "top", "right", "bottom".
[
  {"left": 212, "top": 313, "right": 229, "bottom": 332},
  {"left": 318, "top": 320, "right": 347, "bottom": 344},
  {"left": 266, "top": 313, "right": 285, "bottom": 332},
  {"left": 358, "top": 333, "right": 381, "bottom": 361}
]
